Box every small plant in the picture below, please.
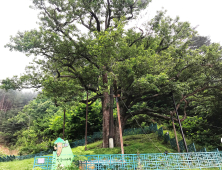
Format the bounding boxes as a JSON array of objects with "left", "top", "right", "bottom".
[
  {"left": 55, "top": 155, "right": 87, "bottom": 170},
  {"left": 0, "top": 150, "right": 7, "bottom": 157},
  {"left": 56, "top": 162, "right": 81, "bottom": 170},
  {"left": 137, "top": 150, "right": 144, "bottom": 170},
  {"left": 33, "top": 168, "right": 43, "bottom": 170}
]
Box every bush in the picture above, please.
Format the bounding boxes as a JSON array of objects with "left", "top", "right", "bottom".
[{"left": 18, "top": 140, "right": 53, "bottom": 155}]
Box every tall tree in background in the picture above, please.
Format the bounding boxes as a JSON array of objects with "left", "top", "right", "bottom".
[
  {"left": 189, "top": 36, "right": 211, "bottom": 50},
  {"left": 41, "top": 77, "right": 84, "bottom": 140}
]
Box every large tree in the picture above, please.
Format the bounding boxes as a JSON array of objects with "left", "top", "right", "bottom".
[
  {"left": 2, "top": 0, "right": 222, "bottom": 148},
  {"left": 2, "top": 0, "right": 152, "bottom": 148}
]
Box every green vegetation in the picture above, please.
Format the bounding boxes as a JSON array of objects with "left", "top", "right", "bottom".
[
  {"left": 0, "top": 94, "right": 103, "bottom": 155},
  {"left": 72, "top": 134, "right": 176, "bottom": 155},
  {"left": 0, "top": 133, "right": 221, "bottom": 170},
  {"left": 0, "top": 89, "right": 37, "bottom": 147},
  {"left": 0, "top": 157, "right": 34, "bottom": 170}
]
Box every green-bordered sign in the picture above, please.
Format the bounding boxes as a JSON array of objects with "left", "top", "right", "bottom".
[{"left": 52, "top": 138, "right": 73, "bottom": 169}]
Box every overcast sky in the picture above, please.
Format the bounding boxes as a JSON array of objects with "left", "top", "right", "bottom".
[{"left": 0, "top": 0, "right": 221, "bottom": 85}]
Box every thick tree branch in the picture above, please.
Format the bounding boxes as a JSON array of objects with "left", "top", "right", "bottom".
[
  {"left": 83, "top": 55, "right": 100, "bottom": 69},
  {"left": 182, "top": 85, "right": 220, "bottom": 101},
  {"left": 80, "top": 94, "right": 101, "bottom": 105},
  {"left": 156, "top": 23, "right": 189, "bottom": 54},
  {"left": 173, "top": 84, "right": 221, "bottom": 116},
  {"left": 67, "top": 65, "right": 98, "bottom": 92},
  {"left": 129, "top": 107, "right": 187, "bottom": 122},
  {"left": 41, "top": 5, "right": 77, "bottom": 45},
  {"left": 128, "top": 94, "right": 159, "bottom": 108},
  {"left": 169, "top": 64, "right": 194, "bottom": 81},
  {"left": 126, "top": 6, "right": 134, "bottom": 20},
  {"left": 40, "top": 55, "right": 98, "bottom": 93},
  {"left": 62, "top": 18, "right": 77, "bottom": 27},
  {"left": 105, "top": 0, "right": 111, "bottom": 29},
  {"left": 129, "top": 28, "right": 144, "bottom": 47},
  {"left": 60, "top": 75, "right": 77, "bottom": 78},
  {"left": 90, "top": 11, "right": 100, "bottom": 32},
  {"left": 79, "top": 15, "right": 91, "bottom": 30},
  {"left": 169, "top": 63, "right": 216, "bottom": 81}
]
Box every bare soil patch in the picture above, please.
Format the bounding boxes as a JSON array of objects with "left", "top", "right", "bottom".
[{"left": 0, "top": 144, "right": 19, "bottom": 156}]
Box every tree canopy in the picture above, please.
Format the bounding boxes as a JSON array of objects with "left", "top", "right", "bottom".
[{"left": 1, "top": 0, "right": 222, "bottom": 148}]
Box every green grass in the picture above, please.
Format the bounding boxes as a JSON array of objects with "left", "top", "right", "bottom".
[
  {"left": 0, "top": 157, "right": 36, "bottom": 170},
  {"left": 72, "top": 134, "right": 176, "bottom": 155},
  {"left": 0, "top": 133, "right": 220, "bottom": 170}
]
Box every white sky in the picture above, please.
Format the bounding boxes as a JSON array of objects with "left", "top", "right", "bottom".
[{"left": 0, "top": 0, "right": 222, "bottom": 84}]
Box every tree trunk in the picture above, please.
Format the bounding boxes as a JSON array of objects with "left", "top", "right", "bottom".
[
  {"left": 109, "top": 86, "right": 114, "bottom": 147},
  {"left": 109, "top": 86, "right": 114, "bottom": 138},
  {"left": 171, "top": 112, "right": 180, "bottom": 152},
  {"left": 116, "top": 97, "right": 124, "bottom": 154},
  {"left": 114, "top": 111, "right": 126, "bottom": 147},
  {"left": 85, "top": 91, "right": 89, "bottom": 151},
  {"left": 114, "top": 124, "right": 120, "bottom": 147},
  {"left": 0, "top": 94, "right": 5, "bottom": 111},
  {"left": 102, "top": 72, "right": 110, "bottom": 148},
  {"left": 63, "top": 109, "right": 66, "bottom": 139}
]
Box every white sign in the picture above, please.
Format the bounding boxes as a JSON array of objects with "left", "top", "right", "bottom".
[{"left": 37, "top": 158, "right": 45, "bottom": 164}]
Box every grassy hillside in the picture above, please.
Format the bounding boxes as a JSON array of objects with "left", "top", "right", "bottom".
[{"left": 0, "top": 133, "right": 220, "bottom": 170}]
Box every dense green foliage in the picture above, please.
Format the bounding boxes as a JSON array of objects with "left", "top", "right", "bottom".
[
  {"left": 0, "top": 89, "right": 36, "bottom": 145},
  {"left": 6, "top": 95, "right": 102, "bottom": 155},
  {"left": 176, "top": 89, "right": 222, "bottom": 149}
]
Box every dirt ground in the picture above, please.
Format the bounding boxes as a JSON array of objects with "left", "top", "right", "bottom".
[{"left": 0, "top": 144, "right": 19, "bottom": 156}]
